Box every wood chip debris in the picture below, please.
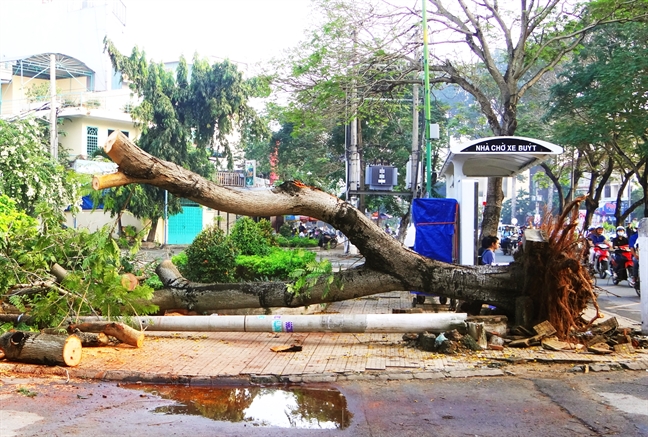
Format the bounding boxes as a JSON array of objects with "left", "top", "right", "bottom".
[{"left": 270, "top": 344, "right": 303, "bottom": 353}]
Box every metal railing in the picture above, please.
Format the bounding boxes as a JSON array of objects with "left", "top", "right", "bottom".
[
  {"left": 1, "top": 89, "right": 140, "bottom": 116},
  {"left": 216, "top": 172, "right": 245, "bottom": 187},
  {"left": 214, "top": 172, "right": 270, "bottom": 188}
]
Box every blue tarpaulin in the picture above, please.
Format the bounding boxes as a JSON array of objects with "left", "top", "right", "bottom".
[
  {"left": 81, "top": 195, "right": 103, "bottom": 210},
  {"left": 412, "top": 198, "right": 458, "bottom": 263}
]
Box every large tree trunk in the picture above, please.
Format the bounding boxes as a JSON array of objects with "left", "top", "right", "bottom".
[
  {"left": 481, "top": 176, "right": 504, "bottom": 239},
  {"left": 93, "top": 132, "right": 595, "bottom": 337}
]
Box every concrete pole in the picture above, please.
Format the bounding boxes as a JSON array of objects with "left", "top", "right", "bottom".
[
  {"left": 49, "top": 54, "right": 58, "bottom": 160},
  {"left": 511, "top": 177, "right": 517, "bottom": 223},
  {"left": 123, "top": 313, "right": 468, "bottom": 334},
  {"left": 410, "top": 84, "right": 419, "bottom": 199},
  {"left": 639, "top": 218, "right": 647, "bottom": 334}
]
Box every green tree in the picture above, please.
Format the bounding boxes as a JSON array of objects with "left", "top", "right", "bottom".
[
  {"left": 546, "top": 21, "right": 648, "bottom": 224},
  {"left": 102, "top": 39, "right": 268, "bottom": 240},
  {"left": 272, "top": 0, "right": 648, "bottom": 237},
  {"left": 0, "top": 118, "right": 82, "bottom": 216}
]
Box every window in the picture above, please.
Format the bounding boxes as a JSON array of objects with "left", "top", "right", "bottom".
[
  {"left": 86, "top": 126, "right": 98, "bottom": 155},
  {"left": 108, "top": 129, "right": 129, "bottom": 138},
  {"left": 604, "top": 185, "right": 611, "bottom": 198}
]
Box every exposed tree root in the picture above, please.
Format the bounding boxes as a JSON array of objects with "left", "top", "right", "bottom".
[{"left": 521, "top": 196, "right": 600, "bottom": 339}]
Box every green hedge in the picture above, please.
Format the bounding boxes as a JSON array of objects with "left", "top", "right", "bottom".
[
  {"left": 235, "top": 248, "right": 316, "bottom": 281},
  {"left": 275, "top": 235, "right": 319, "bottom": 248}
]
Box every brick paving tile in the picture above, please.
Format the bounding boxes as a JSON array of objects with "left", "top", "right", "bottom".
[
  {"left": 282, "top": 332, "right": 325, "bottom": 375},
  {"left": 141, "top": 336, "right": 190, "bottom": 373},
  {"left": 304, "top": 335, "right": 338, "bottom": 374},
  {"left": 259, "top": 348, "right": 295, "bottom": 375},
  {"left": 344, "top": 335, "right": 370, "bottom": 373},
  {"left": 350, "top": 297, "right": 368, "bottom": 313},
  {"left": 324, "top": 333, "right": 353, "bottom": 373},
  {"left": 365, "top": 334, "right": 387, "bottom": 370},
  {"left": 191, "top": 332, "right": 250, "bottom": 375},
  {"left": 239, "top": 332, "right": 294, "bottom": 375},
  {"left": 204, "top": 332, "right": 266, "bottom": 376},
  {"left": 171, "top": 336, "right": 228, "bottom": 375},
  {"left": 165, "top": 334, "right": 221, "bottom": 376}
]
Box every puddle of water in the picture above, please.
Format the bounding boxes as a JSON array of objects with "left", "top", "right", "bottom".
[{"left": 123, "top": 384, "right": 352, "bottom": 429}]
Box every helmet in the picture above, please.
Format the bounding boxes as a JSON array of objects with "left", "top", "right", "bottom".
[
  {"left": 588, "top": 226, "right": 595, "bottom": 231},
  {"left": 596, "top": 225, "right": 604, "bottom": 230},
  {"left": 616, "top": 226, "right": 625, "bottom": 231}
]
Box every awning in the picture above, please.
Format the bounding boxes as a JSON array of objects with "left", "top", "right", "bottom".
[{"left": 5, "top": 53, "right": 95, "bottom": 81}]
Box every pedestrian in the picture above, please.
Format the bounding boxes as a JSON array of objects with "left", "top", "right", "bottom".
[{"left": 480, "top": 235, "right": 500, "bottom": 265}]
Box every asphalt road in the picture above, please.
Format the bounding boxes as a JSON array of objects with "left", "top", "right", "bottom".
[{"left": 2, "top": 369, "right": 647, "bottom": 436}]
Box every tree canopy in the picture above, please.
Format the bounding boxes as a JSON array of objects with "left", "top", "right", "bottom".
[
  {"left": 546, "top": 21, "right": 648, "bottom": 224},
  {"left": 101, "top": 39, "right": 269, "bottom": 239},
  {"left": 0, "top": 118, "right": 82, "bottom": 216},
  {"left": 268, "top": 0, "right": 648, "bottom": 235}
]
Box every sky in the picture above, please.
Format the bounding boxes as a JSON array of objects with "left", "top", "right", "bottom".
[
  {"left": 0, "top": 0, "right": 315, "bottom": 75},
  {"left": 122, "top": 0, "right": 314, "bottom": 71}
]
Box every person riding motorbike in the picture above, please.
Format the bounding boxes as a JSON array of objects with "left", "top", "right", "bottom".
[
  {"left": 587, "top": 226, "right": 609, "bottom": 266},
  {"left": 611, "top": 226, "right": 630, "bottom": 278},
  {"left": 629, "top": 228, "right": 639, "bottom": 288}
]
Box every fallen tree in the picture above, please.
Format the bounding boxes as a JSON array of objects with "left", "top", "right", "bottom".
[{"left": 90, "top": 132, "right": 596, "bottom": 338}]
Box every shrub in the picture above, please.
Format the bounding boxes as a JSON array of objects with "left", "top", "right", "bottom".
[
  {"left": 171, "top": 252, "right": 188, "bottom": 270},
  {"left": 235, "top": 248, "right": 316, "bottom": 281},
  {"left": 279, "top": 223, "right": 293, "bottom": 238},
  {"left": 276, "top": 236, "right": 319, "bottom": 248},
  {"left": 181, "top": 225, "right": 237, "bottom": 283},
  {"left": 228, "top": 217, "right": 276, "bottom": 256}
]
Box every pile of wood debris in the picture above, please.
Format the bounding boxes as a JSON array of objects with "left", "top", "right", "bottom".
[{"left": 403, "top": 315, "right": 648, "bottom": 355}]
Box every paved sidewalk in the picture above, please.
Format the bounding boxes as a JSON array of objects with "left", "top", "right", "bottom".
[{"left": 1, "top": 290, "right": 647, "bottom": 384}]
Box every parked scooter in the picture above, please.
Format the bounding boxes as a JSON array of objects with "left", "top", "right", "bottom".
[
  {"left": 592, "top": 243, "right": 611, "bottom": 279},
  {"left": 318, "top": 231, "right": 338, "bottom": 249},
  {"left": 611, "top": 245, "right": 635, "bottom": 287}
]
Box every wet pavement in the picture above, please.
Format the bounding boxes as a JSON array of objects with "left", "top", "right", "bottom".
[{"left": 2, "top": 369, "right": 647, "bottom": 436}]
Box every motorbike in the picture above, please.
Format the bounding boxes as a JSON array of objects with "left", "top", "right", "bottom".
[
  {"left": 501, "top": 236, "right": 513, "bottom": 255},
  {"left": 592, "top": 243, "right": 611, "bottom": 279},
  {"left": 611, "top": 245, "right": 635, "bottom": 287},
  {"left": 318, "top": 231, "right": 338, "bottom": 249}
]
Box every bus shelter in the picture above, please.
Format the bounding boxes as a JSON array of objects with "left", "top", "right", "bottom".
[{"left": 440, "top": 136, "right": 563, "bottom": 265}]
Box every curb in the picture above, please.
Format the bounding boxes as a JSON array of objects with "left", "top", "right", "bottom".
[{"left": 2, "top": 360, "right": 646, "bottom": 386}]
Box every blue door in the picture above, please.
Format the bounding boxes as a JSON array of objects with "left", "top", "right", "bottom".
[{"left": 168, "top": 206, "right": 203, "bottom": 244}]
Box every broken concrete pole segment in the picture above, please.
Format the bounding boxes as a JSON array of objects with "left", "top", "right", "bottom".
[{"left": 128, "top": 313, "right": 468, "bottom": 333}]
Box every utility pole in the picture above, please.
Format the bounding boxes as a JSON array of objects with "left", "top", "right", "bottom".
[
  {"left": 410, "top": 83, "right": 420, "bottom": 200},
  {"left": 421, "top": 0, "right": 432, "bottom": 198},
  {"left": 346, "top": 31, "right": 360, "bottom": 255}
]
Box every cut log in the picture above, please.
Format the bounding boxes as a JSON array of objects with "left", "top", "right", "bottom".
[
  {"left": 70, "top": 330, "right": 110, "bottom": 347},
  {"left": 68, "top": 322, "right": 144, "bottom": 348},
  {"left": 0, "top": 331, "right": 82, "bottom": 367}
]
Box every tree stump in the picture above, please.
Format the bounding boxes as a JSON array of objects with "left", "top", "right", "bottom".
[{"left": 0, "top": 331, "right": 82, "bottom": 367}]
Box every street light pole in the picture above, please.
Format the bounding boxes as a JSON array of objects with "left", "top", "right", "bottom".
[{"left": 422, "top": 0, "right": 432, "bottom": 198}]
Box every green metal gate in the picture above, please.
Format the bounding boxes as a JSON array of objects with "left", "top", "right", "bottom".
[{"left": 167, "top": 205, "right": 203, "bottom": 244}]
